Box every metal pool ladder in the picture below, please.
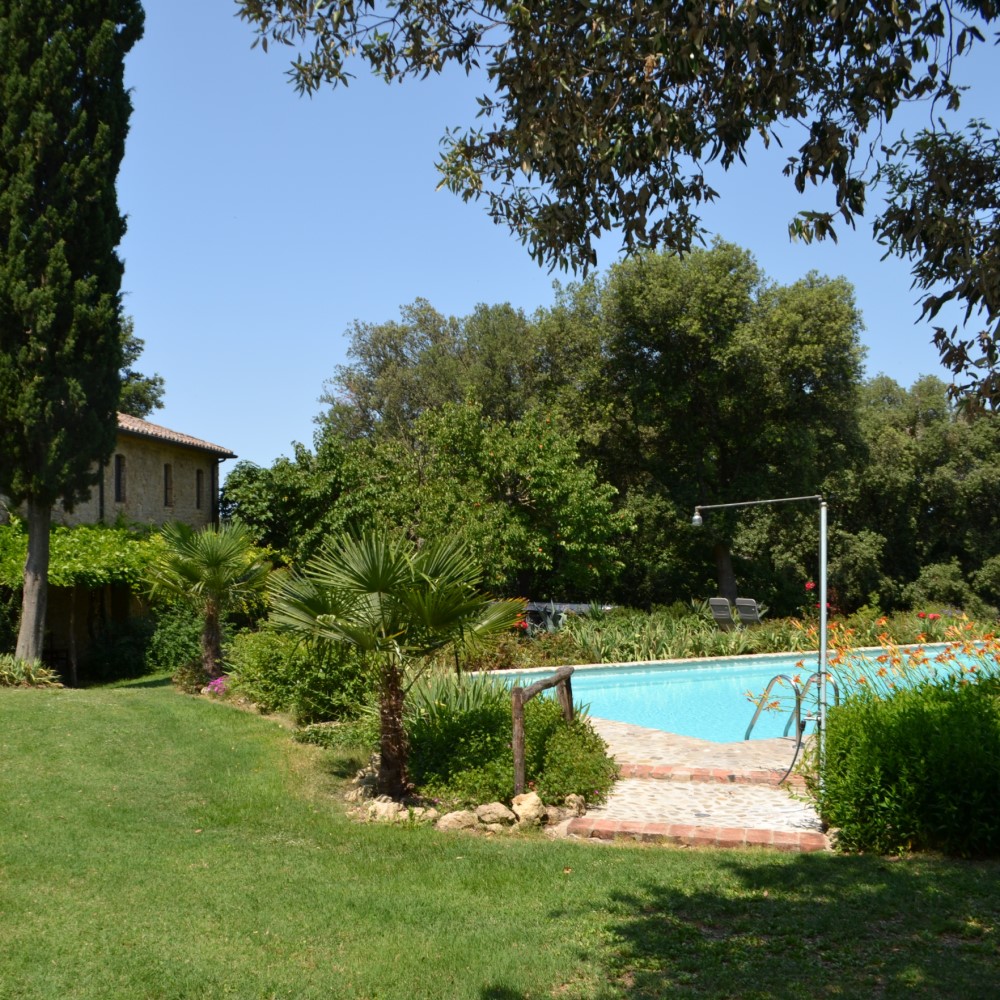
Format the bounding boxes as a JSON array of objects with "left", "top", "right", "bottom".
[{"left": 744, "top": 671, "right": 840, "bottom": 782}]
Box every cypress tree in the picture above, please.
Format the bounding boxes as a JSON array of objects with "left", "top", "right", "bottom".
[{"left": 0, "top": 1, "right": 144, "bottom": 661}]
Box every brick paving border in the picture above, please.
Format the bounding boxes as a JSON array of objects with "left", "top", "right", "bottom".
[
  {"left": 616, "top": 762, "right": 807, "bottom": 790},
  {"left": 579, "top": 717, "right": 829, "bottom": 853},
  {"left": 566, "top": 816, "right": 829, "bottom": 852}
]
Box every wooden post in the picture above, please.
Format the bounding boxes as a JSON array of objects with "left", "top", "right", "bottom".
[
  {"left": 557, "top": 674, "right": 574, "bottom": 722},
  {"left": 510, "top": 666, "right": 575, "bottom": 797},
  {"left": 512, "top": 686, "right": 526, "bottom": 796}
]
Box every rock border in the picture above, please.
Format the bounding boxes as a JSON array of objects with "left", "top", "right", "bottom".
[{"left": 344, "top": 763, "right": 587, "bottom": 835}]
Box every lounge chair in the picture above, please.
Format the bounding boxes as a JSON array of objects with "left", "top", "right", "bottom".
[
  {"left": 735, "top": 597, "right": 762, "bottom": 626},
  {"left": 709, "top": 597, "right": 736, "bottom": 632}
]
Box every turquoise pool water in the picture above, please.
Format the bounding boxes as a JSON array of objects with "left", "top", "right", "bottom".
[
  {"left": 505, "top": 643, "right": 989, "bottom": 743},
  {"left": 563, "top": 653, "right": 818, "bottom": 743}
]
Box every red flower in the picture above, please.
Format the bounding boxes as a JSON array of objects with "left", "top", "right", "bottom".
[
  {"left": 917, "top": 612, "right": 927, "bottom": 619},
  {"left": 804, "top": 581, "right": 816, "bottom": 591},
  {"left": 928, "top": 613, "right": 941, "bottom": 621}
]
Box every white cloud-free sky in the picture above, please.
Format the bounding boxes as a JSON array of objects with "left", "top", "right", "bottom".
[{"left": 118, "top": 1, "right": 999, "bottom": 471}]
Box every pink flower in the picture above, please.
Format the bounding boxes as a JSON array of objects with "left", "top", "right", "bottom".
[
  {"left": 928, "top": 613, "right": 941, "bottom": 621},
  {"left": 804, "top": 581, "right": 816, "bottom": 591}
]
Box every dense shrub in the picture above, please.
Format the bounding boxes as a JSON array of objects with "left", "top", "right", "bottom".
[
  {"left": 146, "top": 604, "right": 203, "bottom": 674},
  {"left": 523, "top": 606, "right": 1000, "bottom": 667},
  {"left": 901, "top": 560, "right": 996, "bottom": 621},
  {"left": 79, "top": 616, "right": 156, "bottom": 683},
  {"left": 227, "top": 629, "right": 373, "bottom": 723},
  {"left": 457, "top": 628, "right": 589, "bottom": 673},
  {"left": 0, "top": 587, "right": 18, "bottom": 652},
  {"left": 406, "top": 672, "right": 618, "bottom": 807},
  {"left": 535, "top": 718, "right": 621, "bottom": 803},
  {"left": 816, "top": 678, "right": 1000, "bottom": 857}
]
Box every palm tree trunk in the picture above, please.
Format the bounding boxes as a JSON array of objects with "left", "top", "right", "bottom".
[
  {"left": 201, "top": 601, "right": 223, "bottom": 680},
  {"left": 377, "top": 659, "right": 409, "bottom": 798}
]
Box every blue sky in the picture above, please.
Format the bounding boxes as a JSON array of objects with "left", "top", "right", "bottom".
[{"left": 118, "top": 1, "right": 999, "bottom": 473}]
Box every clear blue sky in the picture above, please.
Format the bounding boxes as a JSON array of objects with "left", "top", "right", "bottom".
[{"left": 118, "top": 1, "right": 999, "bottom": 473}]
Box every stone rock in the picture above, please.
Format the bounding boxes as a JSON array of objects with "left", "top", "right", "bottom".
[
  {"left": 483, "top": 823, "right": 507, "bottom": 834},
  {"left": 408, "top": 806, "right": 440, "bottom": 824},
  {"left": 564, "top": 794, "right": 586, "bottom": 816},
  {"left": 436, "top": 810, "right": 479, "bottom": 832},
  {"left": 511, "top": 792, "right": 546, "bottom": 827},
  {"left": 367, "top": 799, "right": 406, "bottom": 822},
  {"left": 545, "top": 818, "right": 576, "bottom": 840},
  {"left": 544, "top": 805, "right": 570, "bottom": 825},
  {"left": 476, "top": 802, "right": 517, "bottom": 826}
]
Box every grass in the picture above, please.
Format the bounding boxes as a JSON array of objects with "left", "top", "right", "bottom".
[{"left": 2, "top": 681, "right": 999, "bottom": 999}]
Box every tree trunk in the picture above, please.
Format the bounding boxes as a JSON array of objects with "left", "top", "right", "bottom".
[
  {"left": 201, "top": 602, "right": 223, "bottom": 680},
  {"left": 714, "top": 541, "right": 737, "bottom": 605},
  {"left": 68, "top": 584, "right": 78, "bottom": 687},
  {"left": 15, "top": 498, "right": 51, "bottom": 663},
  {"left": 377, "top": 660, "right": 409, "bottom": 799}
]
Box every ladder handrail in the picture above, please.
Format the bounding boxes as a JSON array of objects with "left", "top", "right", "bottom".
[
  {"left": 745, "top": 674, "right": 801, "bottom": 742},
  {"left": 785, "top": 671, "right": 840, "bottom": 737}
]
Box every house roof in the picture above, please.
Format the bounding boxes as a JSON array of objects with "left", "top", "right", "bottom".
[{"left": 116, "top": 413, "right": 237, "bottom": 459}]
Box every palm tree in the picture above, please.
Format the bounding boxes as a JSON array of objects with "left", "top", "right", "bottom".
[
  {"left": 269, "top": 531, "right": 525, "bottom": 798},
  {"left": 147, "top": 521, "right": 271, "bottom": 681}
]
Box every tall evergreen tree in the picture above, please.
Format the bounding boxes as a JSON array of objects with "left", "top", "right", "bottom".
[{"left": 0, "top": 1, "right": 144, "bottom": 661}]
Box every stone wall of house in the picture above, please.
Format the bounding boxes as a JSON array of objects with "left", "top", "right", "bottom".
[{"left": 55, "top": 435, "right": 220, "bottom": 529}]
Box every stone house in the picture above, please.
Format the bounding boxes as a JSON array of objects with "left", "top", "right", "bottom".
[
  {"left": 2, "top": 414, "right": 236, "bottom": 673},
  {"left": 52, "top": 412, "right": 236, "bottom": 529}
]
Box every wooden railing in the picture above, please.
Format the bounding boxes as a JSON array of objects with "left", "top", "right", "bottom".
[{"left": 511, "top": 665, "right": 575, "bottom": 796}]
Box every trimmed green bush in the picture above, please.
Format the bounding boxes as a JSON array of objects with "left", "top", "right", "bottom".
[
  {"left": 146, "top": 604, "right": 203, "bottom": 674},
  {"left": 535, "top": 718, "right": 620, "bottom": 804},
  {"left": 406, "top": 672, "right": 618, "bottom": 807},
  {"left": 816, "top": 678, "right": 1000, "bottom": 857},
  {"left": 228, "top": 629, "right": 373, "bottom": 723}
]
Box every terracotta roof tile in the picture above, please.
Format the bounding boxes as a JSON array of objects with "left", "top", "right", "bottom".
[{"left": 116, "top": 413, "right": 236, "bottom": 459}]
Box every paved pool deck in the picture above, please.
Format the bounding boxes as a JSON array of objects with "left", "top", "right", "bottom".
[{"left": 562, "top": 718, "right": 830, "bottom": 853}]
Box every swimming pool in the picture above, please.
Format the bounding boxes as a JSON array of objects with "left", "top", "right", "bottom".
[
  {"left": 562, "top": 654, "right": 817, "bottom": 743},
  {"left": 500, "top": 644, "right": 985, "bottom": 743}
]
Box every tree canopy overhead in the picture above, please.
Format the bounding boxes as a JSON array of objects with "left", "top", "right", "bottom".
[{"left": 237, "top": 0, "right": 1000, "bottom": 404}]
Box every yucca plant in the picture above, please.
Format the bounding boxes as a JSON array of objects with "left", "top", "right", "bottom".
[
  {"left": 0, "top": 652, "right": 61, "bottom": 687},
  {"left": 269, "top": 531, "right": 525, "bottom": 798}
]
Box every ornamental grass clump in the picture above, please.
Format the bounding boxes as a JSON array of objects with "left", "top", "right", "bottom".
[{"left": 0, "top": 653, "right": 61, "bottom": 687}]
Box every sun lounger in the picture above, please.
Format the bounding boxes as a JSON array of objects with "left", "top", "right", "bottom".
[
  {"left": 735, "top": 597, "right": 763, "bottom": 626},
  {"left": 709, "top": 597, "right": 736, "bottom": 632}
]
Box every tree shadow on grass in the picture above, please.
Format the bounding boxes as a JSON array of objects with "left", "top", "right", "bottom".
[
  {"left": 104, "top": 674, "right": 173, "bottom": 690},
  {"left": 319, "top": 749, "right": 370, "bottom": 779},
  {"left": 584, "top": 852, "right": 1000, "bottom": 999}
]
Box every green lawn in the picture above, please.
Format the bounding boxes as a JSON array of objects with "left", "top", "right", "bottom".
[{"left": 2, "top": 681, "right": 998, "bottom": 999}]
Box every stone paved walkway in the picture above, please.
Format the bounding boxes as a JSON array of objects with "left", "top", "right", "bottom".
[{"left": 562, "top": 718, "right": 829, "bottom": 852}]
